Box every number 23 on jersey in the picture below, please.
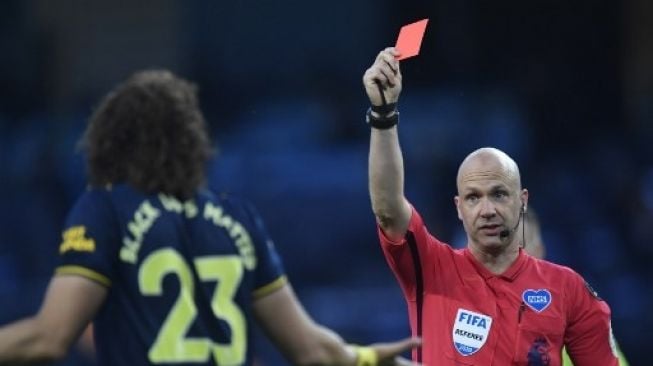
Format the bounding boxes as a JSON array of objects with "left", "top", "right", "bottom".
[{"left": 138, "top": 248, "right": 246, "bottom": 365}]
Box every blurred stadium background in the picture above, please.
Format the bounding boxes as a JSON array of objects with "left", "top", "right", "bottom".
[{"left": 0, "top": 0, "right": 651, "bottom": 364}]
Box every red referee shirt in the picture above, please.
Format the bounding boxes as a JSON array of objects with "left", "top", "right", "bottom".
[{"left": 379, "top": 206, "right": 619, "bottom": 366}]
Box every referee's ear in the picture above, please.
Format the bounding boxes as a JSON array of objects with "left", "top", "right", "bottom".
[{"left": 519, "top": 189, "right": 529, "bottom": 213}]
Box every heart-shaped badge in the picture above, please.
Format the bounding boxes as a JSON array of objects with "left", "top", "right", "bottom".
[{"left": 522, "top": 289, "right": 552, "bottom": 313}]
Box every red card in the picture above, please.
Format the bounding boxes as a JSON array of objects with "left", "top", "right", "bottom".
[{"left": 395, "top": 19, "right": 429, "bottom": 60}]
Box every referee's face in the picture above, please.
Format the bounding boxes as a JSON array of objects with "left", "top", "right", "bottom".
[{"left": 455, "top": 158, "right": 527, "bottom": 253}]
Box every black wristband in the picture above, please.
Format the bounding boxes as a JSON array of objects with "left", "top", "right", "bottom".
[
  {"left": 370, "top": 102, "right": 397, "bottom": 116},
  {"left": 366, "top": 108, "right": 399, "bottom": 129}
]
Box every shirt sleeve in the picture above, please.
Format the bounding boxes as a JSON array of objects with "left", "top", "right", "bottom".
[
  {"left": 378, "top": 204, "right": 444, "bottom": 301},
  {"left": 241, "top": 201, "right": 287, "bottom": 299},
  {"left": 564, "top": 271, "right": 619, "bottom": 366},
  {"left": 56, "top": 189, "right": 120, "bottom": 287}
]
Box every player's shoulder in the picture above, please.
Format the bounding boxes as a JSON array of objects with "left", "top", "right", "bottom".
[
  {"left": 75, "top": 183, "right": 145, "bottom": 203},
  {"left": 64, "top": 186, "right": 121, "bottom": 230}
]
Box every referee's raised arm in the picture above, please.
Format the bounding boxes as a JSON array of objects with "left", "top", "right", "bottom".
[{"left": 364, "top": 47, "right": 412, "bottom": 241}]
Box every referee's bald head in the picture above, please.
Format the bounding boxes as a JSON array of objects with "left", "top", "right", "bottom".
[{"left": 456, "top": 147, "right": 522, "bottom": 194}]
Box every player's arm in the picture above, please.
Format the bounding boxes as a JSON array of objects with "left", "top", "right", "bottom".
[
  {"left": 0, "top": 275, "right": 106, "bottom": 364},
  {"left": 364, "top": 47, "right": 412, "bottom": 241},
  {"left": 253, "top": 283, "right": 420, "bottom": 366}
]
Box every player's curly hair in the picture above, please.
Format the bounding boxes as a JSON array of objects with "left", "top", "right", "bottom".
[{"left": 79, "top": 70, "right": 213, "bottom": 200}]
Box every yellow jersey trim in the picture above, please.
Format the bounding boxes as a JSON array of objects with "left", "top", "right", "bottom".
[
  {"left": 252, "top": 275, "right": 287, "bottom": 299},
  {"left": 55, "top": 265, "right": 112, "bottom": 287}
]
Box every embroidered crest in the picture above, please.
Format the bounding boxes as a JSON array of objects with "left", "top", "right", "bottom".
[
  {"left": 452, "top": 308, "right": 493, "bottom": 356},
  {"left": 527, "top": 336, "right": 551, "bottom": 366}
]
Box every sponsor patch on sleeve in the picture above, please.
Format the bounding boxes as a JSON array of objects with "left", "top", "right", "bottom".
[{"left": 59, "top": 226, "right": 96, "bottom": 254}]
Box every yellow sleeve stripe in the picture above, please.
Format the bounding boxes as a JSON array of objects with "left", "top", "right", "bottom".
[
  {"left": 252, "top": 275, "right": 287, "bottom": 299},
  {"left": 55, "top": 265, "right": 112, "bottom": 287}
]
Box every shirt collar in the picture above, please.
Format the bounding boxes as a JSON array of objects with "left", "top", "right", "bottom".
[{"left": 463, "top": 247, "right": 528, "bottom": 281}]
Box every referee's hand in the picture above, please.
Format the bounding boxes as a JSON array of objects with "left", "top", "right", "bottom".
[
  {"left": 372, "top": 336, "right": 422, "bottom": 366},
  {"left": 363, "top": 47, "right": 403, "bottom": 107}
]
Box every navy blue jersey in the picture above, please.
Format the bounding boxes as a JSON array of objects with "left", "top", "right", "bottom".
[{"left": 56, "top": 185, "right": 286, "bottom": 366}]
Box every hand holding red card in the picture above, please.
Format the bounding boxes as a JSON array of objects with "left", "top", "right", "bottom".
[
  {"left": 363, "top": 19, "right": 429, "bottom": 114},
  {"left": 395, "top": 19, "right": 429, "bottom": 60}
]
